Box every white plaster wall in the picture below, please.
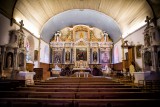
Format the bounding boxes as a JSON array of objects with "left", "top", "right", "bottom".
[
  {"left": 113, "top": 40, "right": 122, "bottom": 63},
  {"left": 40, "top": 40, "right": 50, "bottom": 63},
  {"left": 0, "top": 13, "right": 17, "bottom": 45},
  {"left": 124, "top": 27, "right": 145, "bottom": 68},
  {"left": 114, "top": 26, "right": 146, "bottom": 68}
]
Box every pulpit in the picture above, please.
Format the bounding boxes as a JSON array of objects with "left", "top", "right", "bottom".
[{"left": 18, "top": 71, "right": 36, "bottom": 85}]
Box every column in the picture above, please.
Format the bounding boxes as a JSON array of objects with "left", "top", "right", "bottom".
[
  {"left": 62, "top": 48, "right": 65, "bottom": 63},
  {"left": 71, "top": 48, "right": 73, "bottom": 63},
  {"left": 90, "top": 48, "right": 92, "bottom": 64},
  {"left": 98, "top": 48, "right": 100, "bottom": 63}
]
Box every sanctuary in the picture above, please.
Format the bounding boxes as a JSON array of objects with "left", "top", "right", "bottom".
[{"left": 50, "top": 25, "right": 113, "bottom": 75}]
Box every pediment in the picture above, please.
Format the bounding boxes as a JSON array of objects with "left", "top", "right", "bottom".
[{"left": 74, "top": 38, "right": 88, "bottom": 46}]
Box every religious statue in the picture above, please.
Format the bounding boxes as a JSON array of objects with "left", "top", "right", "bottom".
[
  {"left": 80, "top": 32, "right": 84, "bottom": 38},
  {"left": 145, "top": 16, "right": 151, "bottom": 29},
  {"left": 19, "top": 36, "right": 24, "bottom": 48},
  {"left": 7, "top": 55, "right": 12, "bottom": 68},
  {"left": 144, "top": 34, "right": 150, "bottom": 47},
  {"left": 65, "top": 51, "right": 70, "bottom": 61},
  {"left": 93, "top": 51, "right": 97, "bottom": 61},
  {"left": 144, "top": 51, "right": 152, "bottom": 66}
]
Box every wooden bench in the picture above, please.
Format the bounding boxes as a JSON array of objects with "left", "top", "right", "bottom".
[
  {"left": 17, "top": 87, "right": 142, "bottom": 92},
  {"left": 0, "top": 98, "right": 159, "bottom": 107},
  {"left": 0, "top": 98, "right": 73, "bottom": 107},
  {"left": 75, "top": 99, "right": 160, "bottom": 107}
]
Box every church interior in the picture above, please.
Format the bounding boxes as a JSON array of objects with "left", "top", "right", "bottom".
[{"left": 0, "top": 0, "right": 160, "bottom": 106}]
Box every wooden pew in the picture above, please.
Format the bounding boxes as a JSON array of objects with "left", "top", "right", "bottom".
[
  {"left": 0, "top": 98, "right": 73, "bottom": 107},
  {"left": 75, "top": 99, "right": 160, "bottom": 107},
  {"left": 0, "top": 91, "right": 76, "bottom": 99},
  {"left": 16, "top": 87, "right": 142, "bottom": 92},
  {"left": 78, "top": 88, "right": 141, "bottom": 92},
  {"left": 0, "top": 80, "right": 25, "bottom": 91},
  {"left": 1, "top": 91, "right": 160, "bottom": 99},
  {"left": 0, "top": 98, "right": 159, "bottom": 107},
  {"left": 27, "top": 84, "right": 132, "bottom": 88},
  {"left": 75, "top": 92, "right": 160, "bottom": 99}
]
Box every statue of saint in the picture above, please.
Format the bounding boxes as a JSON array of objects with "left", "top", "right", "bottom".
[
  {"left": 93, "top": 51, "right": 97, "bottom": 61},
  {"left": 7, "top": 55, "right": 12, "bottom": 68},
  {"left": 65, "top": 51, "right": 70, "bottom": 61},
  {"left": 80, "top": 32, "right": 84, "bottom": 38}
]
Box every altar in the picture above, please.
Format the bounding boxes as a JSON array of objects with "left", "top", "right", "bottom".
[
  {"left": 72, "top": 68, "right": 91, "bottom": 77},
  {"left": 134, "top": 71, "right": 151, "bottom": 83},
  {"left": 18, "top": 71, "right": 36, "bottom": 85},
  {"left": 51, "top": 64, "right": 61, "bottom": 76}
]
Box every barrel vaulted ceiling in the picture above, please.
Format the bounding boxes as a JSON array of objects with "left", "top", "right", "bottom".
[{"left": 2, "top": 0, "right": 160, "bottom": 43}]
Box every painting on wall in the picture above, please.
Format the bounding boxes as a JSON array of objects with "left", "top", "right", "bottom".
[
  {"left": 136, "top": 45, "right": 142, "bottom": 58},
  {"left": 100, "top": 51, "right": 110, "bottom": 63},
  {"left": 53, "top": 51, "right": 62, "bottom": 63},
  {"left": 76, "top": 48, "right": 87, "bottom": 61}
]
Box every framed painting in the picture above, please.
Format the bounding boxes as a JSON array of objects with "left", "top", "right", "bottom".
[
  {"left": 76, "top": 48, "right": 87, "bottom": 61},
  {"left": 100, "top": 51, "right": 110, "bottom": 63},
  {"left": 53, "top": 51, "right": 62, "bottom": 63},
  {"left": 136, "top": 45, "right": 142, "bottom": 58}
]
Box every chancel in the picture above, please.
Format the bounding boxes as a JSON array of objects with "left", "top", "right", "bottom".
[{"left": 0, "top": 0, "right": 160, "bottom": 107}]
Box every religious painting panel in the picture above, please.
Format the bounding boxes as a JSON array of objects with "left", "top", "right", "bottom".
[
  {"left": 76, "top": 48, "right": 87, "bottom": 61},
  {"left": 136, "top": 45, "right": 142, "bottom": 58},
  {"left": 53, "top": 51, "right": 62, "bottom": 63},
  {"left": 100, "top": 51, "right": 110, "bottom": 63}
]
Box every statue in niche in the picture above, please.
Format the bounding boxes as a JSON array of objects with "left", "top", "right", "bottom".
[
  {"left": 144, "top": 51, "right": 152, "bottom": 66},
  {"left": 80, "top": 32, "right": 84, "bottom": 38},
  {"left": 6, "top": 53, "right": 13, "bottom": 68},
  {"left": 19, "top": 35, "right": 24, "bottom": 48},
  {"left": 93, "top": 51, "right": 97, "bottom": 61},
  {"left": 7, "top": 55, "right": 12, "bottom": 68},
  {"left": 65, "top": 51, "right": 70, "bottom": 61},
  {"left": 19, "top": 53, "right": 24, "bottom": 67}
]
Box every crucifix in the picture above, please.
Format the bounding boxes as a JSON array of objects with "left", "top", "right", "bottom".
[
  {"left": 145, "top": 16, "right": 151, "bottom": 28},
  {"left": 19, "top": 20, "right": 24, "bottom": 30}
]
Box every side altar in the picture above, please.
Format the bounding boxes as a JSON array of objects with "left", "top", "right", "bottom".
[{"left": 49, "top": 25, "right": 113, "bottom": 76}]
